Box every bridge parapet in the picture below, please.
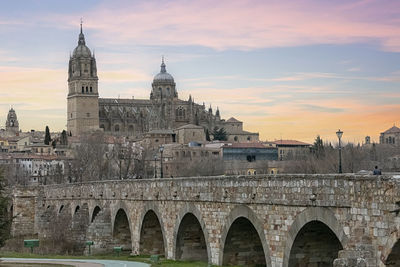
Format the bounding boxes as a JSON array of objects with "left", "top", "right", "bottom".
[{"left": 10, "top": 174, "right": 400, "bottom": 266}]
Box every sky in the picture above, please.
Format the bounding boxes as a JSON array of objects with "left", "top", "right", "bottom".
[{"left": 0, "top": 0, "right": 399, "bottom": 143}]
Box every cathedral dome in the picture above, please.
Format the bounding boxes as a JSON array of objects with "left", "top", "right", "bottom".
[
  {"left": 153, "top": 58, "right": 175, "bottom": 84},
  {"left": 73, "top": 44, "right": 92, "bottom": 58},
  {"left": 72, "top": 25, "right": 92, "bottom": 58}
]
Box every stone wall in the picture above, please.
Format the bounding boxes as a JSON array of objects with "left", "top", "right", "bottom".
[{"left": 11, "top": 174, "right": 400, "bottom": 267}]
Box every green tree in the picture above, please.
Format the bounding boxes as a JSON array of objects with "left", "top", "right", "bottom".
[
  {"left": 212, "top": 127, "right": 227, "bottom": 141},
  {"left": 205, "top": 129, "right": 211, "bottom": 141},
  {"left": 44, "top": 126, "right": 51, "bottom": 145},
  {"left": 60, "top": 130, "right": 68, "bottom": 146},
  {"left": 312, "top": 135, "right": 325, "bottom": 158},
  {"left": 0, "top": 169, "right": 11, "bottom": 247}
]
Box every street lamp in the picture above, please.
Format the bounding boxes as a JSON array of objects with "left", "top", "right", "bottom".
[
  {"left": 154, "top": 155, "right": 157, "bottom": 178},
  {"left": 159, "top": 146, "right": 164, "bottom": 178},
  {"left": 336, "top": 129, "right": 343, "bottom": 174}
]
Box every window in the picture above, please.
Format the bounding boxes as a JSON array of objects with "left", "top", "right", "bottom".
[
  {"left": 82, "top": 87, "right": 84, "bottom": 93},
  {"left": 100, "top": 124, "right": 105, "bottom": 129},
  {"left": 70, "top": 113, "right": 73, "bottom": 118},
  {"left": 90, "top": 86, "right": 93, "bottom": 92},
  {"left": 128, "top": 125, "right": 134, "bottom": 132},
  {"left": 115, "top": 125, "right": 120, "bottom": 132},
  {"left": 246, "top": 155, "right": 256, "bottom": 162},
  {"left": 176, "top": 106, "right": 186, "bottom": 120},
  {"left": 86, "top": 86, "right": 88, "bottom": 92},
  {"left": 247, "top": 136, "right": 251, "bottom": 141},
  {"left": 234, "top": 136, "right": 238, "bottom": 141}
]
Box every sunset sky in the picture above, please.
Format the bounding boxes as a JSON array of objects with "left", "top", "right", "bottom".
[{"left": 0, "top": 0, "right": 399, "bottom": 143}]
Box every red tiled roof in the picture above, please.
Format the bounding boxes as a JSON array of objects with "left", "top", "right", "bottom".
[
  {"left": 222, "top": 142, "right": 271, "bottom": 149},
  {"left": 272, "top": 140, "right": 311, "bottom": 146}
]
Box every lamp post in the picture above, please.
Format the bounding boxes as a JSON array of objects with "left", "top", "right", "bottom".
[
  {"left": 154, "top": 155, "right": 157, "bottom": 178},
  {"left": 159, "top": 146, "right": 164, "bottom": 178},
  {"left": 336, "top": 129, "right": 343, "bottom": 174}
]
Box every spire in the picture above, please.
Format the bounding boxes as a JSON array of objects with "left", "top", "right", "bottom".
[
  {"left": 78, "top": 18, "right": 86, "bottom": 45},
  {"left": 160, "top": 56, "right": 166, "bottom": 73},
  {"left": 216, "top": 106, "right": 220, "bottom": 116},
  {"left": 188, "top": 94, "right": 192, "bottom": 102}
]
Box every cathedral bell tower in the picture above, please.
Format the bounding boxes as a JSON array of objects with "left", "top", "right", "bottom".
[{"left": 67, "top": 22, "right": 99, "bottom": 136}]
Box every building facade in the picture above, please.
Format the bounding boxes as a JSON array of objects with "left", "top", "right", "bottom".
[
  {"left": 67, "top": 27, "right": 258, "bottom": 141},
  {"left": 5, "top": 108, "right": 19, "bottom": 134},
  {"left": 380, "top": 125, "right": 400, "bottom": 146}
]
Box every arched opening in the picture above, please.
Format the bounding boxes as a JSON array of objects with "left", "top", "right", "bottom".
[
  {"left": 223, "top": 217, "right": 266, "bottom": 266},
  {"left": 175, "top": 213, "right": 207, "bottom": 261},
  {"left": 139, "top": 210, "right": 165, "bottom": 256},
  {"left": 386, "top": 239, "right": 400, "bottom": 266},
  {"left": 91, "top": 206, "right": 101, "bottom": 223},
  {"left": 115, "top": 125, "right": 120, "bottom": 132},
  {"left": 288, "top": 221, "right": 343, "bottom": 267},
  {"left": 113, "top": 208, "right": 131, "bottom": 251},
  {"left": 74, "top": 205, "right": 80, "bottom": 214},
  {"left": 59, "top": 205, "right": 64, "bottom": 213}
]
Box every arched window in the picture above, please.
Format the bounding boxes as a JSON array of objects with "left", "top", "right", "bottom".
[
  {"left": 128, "top": 125, "right": 134, "bottom": 132},
  {"left": 247, "top": 136, "right": 251, "bottom": 141},
  {"left": 176, "top": 106, "right": 186, "bottom": 121},
  {"left": 115, "top": 125, "right": 120, "bottom": 132},
  {"left": 82, "top": 86, "right": 84, "bottom": 93},
  {"left": 90, "top": 86, "right": 93, "bottom": 92},
  {"left": 86, "top": 86, "right": 88, "bottom": 92},
  {"left": 234, "top": 136, "right": 238, "bottom": 142}
]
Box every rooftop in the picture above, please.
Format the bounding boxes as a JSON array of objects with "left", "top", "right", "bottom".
[
  {"left": 271, "top": 140, "right": 311, "bottom": 146},
  {"left": 382, "top": 125, "right": 400, "bottom": 134}
]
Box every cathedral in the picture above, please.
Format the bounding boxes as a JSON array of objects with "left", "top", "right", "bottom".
[{"left": 67, "top": 25, "right": 259, "bottom": 142}]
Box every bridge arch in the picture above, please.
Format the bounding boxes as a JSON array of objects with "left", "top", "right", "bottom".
[
  {"left": 112, "top": 205, "right": 132, "bottom": 251},
  {"left": 91, "top": 206, "right": 101, "bottom": 223},
  {"left": 138, "top": 204, "right": 166, "bottom": 256},
  {"left": 283, "top": 207, "right": 348, "bottom": 267},
  {"left": 220, "top": 205, "right": 272, "bottom": 267},
  {"left": 173, "top": 203, "right": 211, "bottom": 263},
  {"left": 382, "top": 228, "right": 400, "bottom": 265}
]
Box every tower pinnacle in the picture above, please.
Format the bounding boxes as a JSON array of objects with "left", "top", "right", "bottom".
[
  {"left": 78, "top": 19, "right": 85, "bottom": 45},
  {"left": 160, "top": 56, "right": 166, "bottom": 73}
]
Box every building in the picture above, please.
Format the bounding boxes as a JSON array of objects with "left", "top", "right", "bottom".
[
  {"left": 222, "top": 142, "right": 278, "bottom": 175},
  {"left": 379, "top": 125, "right": 400, "bottom": 146},
  {"left": 5, "top": 108, "right": 19, "bottom": 134},
  {"left": 268, "top": 140, "right": 311, "bottom": 160},
  {"left": 67, "top": 26, "right": 258, "bottom": 141}
]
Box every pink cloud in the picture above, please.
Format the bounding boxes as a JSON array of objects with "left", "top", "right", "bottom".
[{"left": 45, "top": 0, "right": 400, "bottom": 51}]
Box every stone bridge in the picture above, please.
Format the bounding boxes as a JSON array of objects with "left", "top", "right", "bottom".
[{"left": 10, "top": 174, "right": 400, "bottom": 266}]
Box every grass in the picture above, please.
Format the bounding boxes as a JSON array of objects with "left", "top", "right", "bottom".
[
  {"left": 0, "top": 252, "right": 228, "bottom": 267},
  {"left": 0, "top": 264, "right": 73, "bottom": 267}
]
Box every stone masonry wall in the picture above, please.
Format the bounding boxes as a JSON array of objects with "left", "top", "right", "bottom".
[{"left": 11, "top": 174, "right": 400, "bottom": 267}]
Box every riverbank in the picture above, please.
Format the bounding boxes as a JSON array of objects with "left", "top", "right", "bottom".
[{"left": 0, "top": 253, "right": 221, "bottom": 267}]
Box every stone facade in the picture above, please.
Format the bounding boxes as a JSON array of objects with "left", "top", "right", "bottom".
[
  {"left": 10, "top": 174, "right": 400, "bottom": 266},
  {"left": 67, "top": 27, "right": 258, "bottom": 142},
  {"left": 5, "top": 108, "right": 19, "bottom": 134},
  {"left": 379, "top": 125, "right": 400, "bottom": 146},
  {"left": 67, "top": 24, "right": 99, "bottom": 137}
]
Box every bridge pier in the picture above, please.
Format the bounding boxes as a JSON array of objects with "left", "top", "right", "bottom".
[{"left": 8, "top": 175, "right": 400, "bottom": 266}]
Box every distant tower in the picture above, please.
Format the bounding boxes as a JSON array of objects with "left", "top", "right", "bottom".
[
  {"left": 67, "top": 22, "right": 99, "bottom": 136},
  {"left": 365, "top": 136, "right": 371, "bottom": 145},
  {"left": 5, "top": 108, "right": 19, "bottom": 133},
  {"left": 150, "top": 57, "right": 177, "bottom": 100}
]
